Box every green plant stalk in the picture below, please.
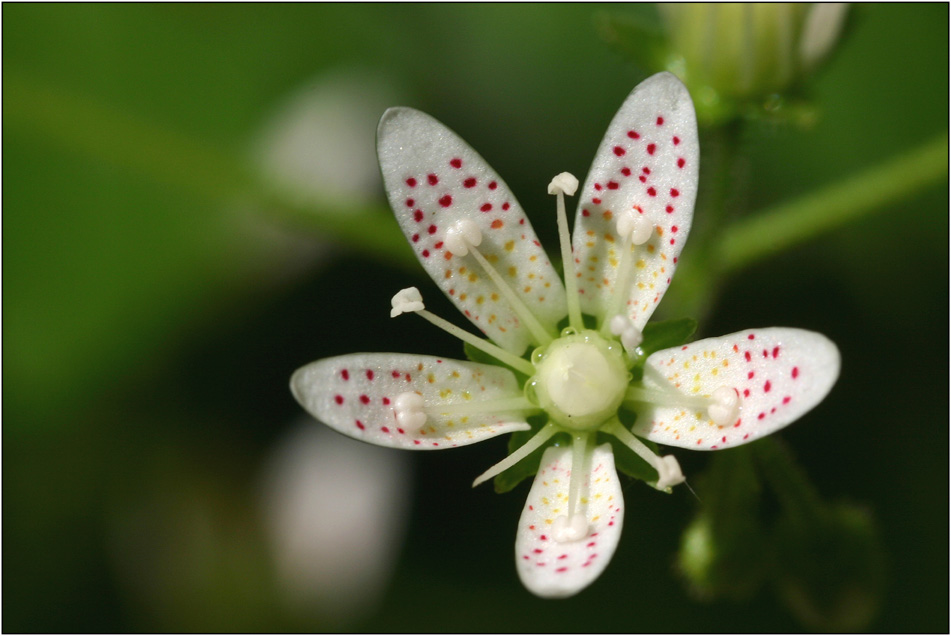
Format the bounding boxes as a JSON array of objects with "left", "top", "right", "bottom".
[
  {"left": 4, "top": 71, "right": 416, "bottom": 269},
  {"left": 718, "top": 133, "right": 949, "bottom": 273}
]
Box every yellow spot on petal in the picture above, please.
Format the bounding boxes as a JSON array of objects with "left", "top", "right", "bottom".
[
  {"left": 504, "top": 240, "right": 515, "bottom": 252},
  {"left": 468, "top": 273, "right": 478, "bottom": 282},
  {"left": 636, "top": 259, "right": 646, "bottom": 269},
  {"left": 508, "top": 266, "right": 517, "bottom": 277},
  {"left": 427, "top": 373, "right": 435, "bottom": 383},
  {"left": 491, "top": 292, "right": 499, "bottom": 301}
]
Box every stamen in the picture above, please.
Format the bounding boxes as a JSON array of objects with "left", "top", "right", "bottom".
[
  {"left": 390, "top": 288, "right": 535, "bottom": 376},
  {"left": 707, "top": 386, "right": 741, "bottom": 425},
  {"left": 443, "top": 219, "right": 482, "bottom": 257},
  {"left": 428, "top": 396, "right": 539, "bottom": 417},
  {"left": 603, "top": 419, "right": 685, "bottom": 490},
  {"left": 599, "top": 211, "right": 654, "bottom": 335},
  {"left": 616, "top": 209, "right": 654, "bottom": 246},
  {"left": 624, "top": 385, "right": 711, "bottom": 410},
  {"left": 609, "top": 315, "right": 644, "bottom": 353},
  {"left": 394, "top": 391, "right": 427, "bottom": 432},
  {"left": 548, "top": 172, "right": 583, "bottom": 331},
  {"left": 471, "top": 422, "right": 558, "bottom": 487},
  {"left": 552, "top": 513, "right": 588, "bottom": 543},
  {"left": 456, "top": 225, "right": 554, "bottom": 346},
  {"left": 567, "top": 433, "right": 591, "bottom": 518}
]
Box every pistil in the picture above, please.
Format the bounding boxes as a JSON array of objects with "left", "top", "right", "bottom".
[{"left": 548, "top": 172, "right": 584, "bottom": 332}]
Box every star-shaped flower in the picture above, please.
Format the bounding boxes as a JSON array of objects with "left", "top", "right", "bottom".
[{"left": 291, "top": 72, "right": 840, "bottom": 598}]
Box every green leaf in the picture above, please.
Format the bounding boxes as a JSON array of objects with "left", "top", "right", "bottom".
[
  {"left": 493, "top": 415, "right": 565, "bottom": 494},
  {"left": 639, "top": 317, "right": 698, "bottom": 357}
]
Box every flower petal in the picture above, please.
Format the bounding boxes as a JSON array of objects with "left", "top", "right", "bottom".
[
  {"left": 515, "top": 443, "right": 623, "bottom": 598},
  {"left": 378, "top": 107, "right": 568, "bottom": 354},
  {"left": 634, "top": 328, "right": 840, "bottom": 450},
  {"left": 572, "top": 72, "right": 699, "bottom": 328},
  {"left": 291, "top": 353, "right": 529, "bottom": 449}
]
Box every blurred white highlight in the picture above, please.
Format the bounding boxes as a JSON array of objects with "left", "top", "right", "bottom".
[{"left": 258, "top": 421, "right": 411, "bottom": 622}]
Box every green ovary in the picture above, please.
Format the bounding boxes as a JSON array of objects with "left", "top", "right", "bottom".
[{"left": 529, "top": 330, "right": 629, "bottom": 431}]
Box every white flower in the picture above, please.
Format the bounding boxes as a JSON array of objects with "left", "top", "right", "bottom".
[{"left": 291, "top": 72, "right": 840, "bottom": 598}]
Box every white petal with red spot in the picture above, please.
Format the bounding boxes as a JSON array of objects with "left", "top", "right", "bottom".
[
  {"left": 378, "top": 107, "right": 568, "bottom": 354},
  {"left": 633, "top": 328, "right": 840, "bottom": 450},
  {"left": 291, "top": 353, "right": 529, "bottom": 449},
  {"left": 515, "top": 444, "right": 623, "bottom": 598},
  {"left": 572, "top": 72, "right": 699, "bottom": 328}
]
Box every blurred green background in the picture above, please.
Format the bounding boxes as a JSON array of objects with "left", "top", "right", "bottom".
[{"left": 3, "top": 3, "right": 947, "bottom": 632}]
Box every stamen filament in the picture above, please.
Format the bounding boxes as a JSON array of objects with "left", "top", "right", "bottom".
[
  {"left": 603, "top": 418, "right": 684, "bottom": 490},
  {"left": 428, "top": 396, "right": 539, "bottom": 417},
  {"left": 599, "top": 235, "right": 636, "bottom": 335},
  {"left": 472, "top": 422, "right": 558, "bottom": 488},
  {"left": 567, "top": 433, "right": 591, "bottom": 517},
  {"left": 416, "top": 309, "right": 536, "bottom": 376},
  {"left": 624, "top": 385, "right": 712, "bottom": 410},
  {"left": 468, "top": 245, "right": 555, "bottom": 347},
  {"left": 554, "top": 189, "right": 584, "bottom": 331}
]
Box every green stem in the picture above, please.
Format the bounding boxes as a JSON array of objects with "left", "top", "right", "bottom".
[
  {"left": 718, "top": 133, "right": 949, "bottom": 273},
  {"left": 4, "top": 70, "right": 416, "bottom": 269}
]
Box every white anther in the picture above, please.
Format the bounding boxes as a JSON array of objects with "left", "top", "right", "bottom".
[
  {"left": 616, "top": 209, "right": 653, "bottom": 246},
  {"left": 394, "top": 391, "right": 427, "bottom": 432},
  {"left": 609, "top": 315, "right": 643, "bottom": 352},
  {"left": 708, "top": 386, "right": 741, "bottom": 425},
  {"left": 547, "top": 171, "right": 579, "bottom": 196},
  {"left": 390, "top": 287, "right": 425, "bottom": 317},
  {"left": 655, "top": 455, "right": 685, "bottom": 490},
  {"left": 552, "top": 513, "right": 588, "bottom": 542},
  {"left": 444, "top": 219, "right": 483, "bottom": 256}
]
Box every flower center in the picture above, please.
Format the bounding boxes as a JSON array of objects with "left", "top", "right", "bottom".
[{"left": 529, "top": 330, "right": 629, "bottom": 430}]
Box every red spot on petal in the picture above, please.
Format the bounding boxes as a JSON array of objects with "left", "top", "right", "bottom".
[
  {"left": 670, "top": 188, "right": 680, "bottom": 197},
  {"left": 758, "top": 412, "right": 766, "bottom": 420},
  {"left": 533, "top": 549, "right": 543, "bottom": 554},
  {"left": 439, "top": 195, "right": 453, "bottom": 207},
  {"left": 696, "top": 439, "right": 702, "bottom": 445},
  {"left": 671, "top": 225, "right": 678, "bottom": 233},
  {"left": 673, "top": 136, "right": 680, "bottom": 145},
  {"left": 488, "top": 181, "right": 498, "bottom": 190},
  {"left": 647, "top": 143, "right": 656, "bottom": 155},
  {"left": 607, "top": 181, "right": 619, "bottom": 190},
  {"left": 391, "top": 371, "right": 400, "bottom": 378},
  {"left": 594, "top": 183, "right": 603, "bottom": 191},
  {"left": 647, "top": 187, "right": 657, "bottom": 197},
  {"left": 639, "top": 175, "right": 647, "bottom": 183},
  {"left": 491, "top": 219, "right": 503, "bottom": 229},
  {"left": 677, "top": 157, "right": 686, "bottom": 168},
  {"left": 621, "top": 167, "right": 631, "bottom": 176},
  {"left": 450, "top": 158, "right": 462, "bottom": 168},
  {"left": 627, "top": 130, "right": 640, "bottom": 139},
  {"left": 481, "top": 203, "right": 492, "bottom": 212},
  {"left": 405, "top": 374, "right": 411, "bottom": 381},
  {"left": 413, "top": 439, "right": 421, "bottom": 445},
  {"left": 381, "top": 426, "right": 389, "bottom": 433},
  {"left": 783, "top": 396, "right": 791, "bottom": 404},
  {"left": 355, "top": 420, "right": 365, "bottom": 430},
  {"left": 382, "top": 397, "right": 391, "bottom": 405},
  {"left": 334, "top": 395, "right": 344, "bottom": 405},
  {"left": 764, "top": 381, "right": 772, "bottom": 393},
  {"left": 656, "top": 116, "right": 664, "bottom": 126},
  {"left": 745, "top": 351, "right": 752, "bottom": 362},
  {"left": 341, "top": 369, "right": 350, "bottom": 380},
  {"left": 582, "top": 209, "right": 590, "bottom": 217},
  {"left": 792, "top": 366, "right": 799, "bottom": 379},
  {"left": 421, "top": 249, "right": 430, "bottom": 257},
  {"left": 463, "top": 178, "right": 476, "bottom": 188},
  {"left": 434, "top": 241, "right": 444, "bottom": 249},
  {"left": 366, "top": 370, "right": 375, "bottom": 380},
  {"left": 414, "top": 209, "right": 424, "bottom": 222},
  {"left": 748, "top": 334, "right": 755, "bottom": 340},
  {"left": 722, "top": 436, "right": 727, "bottom": 443},
  {"left": 411, "top": 234, "right": 419, "bottom": 243},
  {"left": 428, "top": 224, "right": 437, "bottom": 234},
  {"left": 734, "top": 419, "right": 742, "bottom": 427},
  {"left": 405, "top": 198, "right": 415, "bottom": 207},
  {"left": 666, "top": 205, "right": 674, "bottom": 213},
  {"left": 592, "top": 197, "right": 601, "bottom": 204},
  {"left": 502, "top": 202, "right": 510, "bottom": 210},
  {"left": 427, "top": 174, "right": 438, "bottom": 185},
  {"left": 772, "top": 346, "right": 781, "bottom": 358},
  {"left": 556, "top": 567, "right": 568, "bottom": 573},
  {"left": 540, "top": 535, "right": 548, "bottom": 541},
  {"left": 743, "top": 389, "right": 750, "bottom": 397},
  {"left": 360, "top": 394, "right": 370, "bottom": 404},
  {"left": 613, "top": 146, "right": 626, "bottom": 156}
]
